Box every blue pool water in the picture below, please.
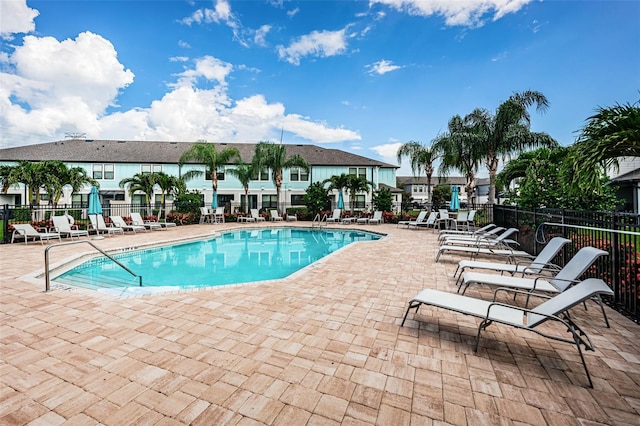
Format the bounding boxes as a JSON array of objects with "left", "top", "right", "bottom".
[{"left": 54, "top": 228, "right": 381, "bottom": 292}]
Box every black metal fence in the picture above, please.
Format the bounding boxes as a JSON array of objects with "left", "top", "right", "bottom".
[{"left": 494, "top": 205, "right": 639, "bottom": 323}]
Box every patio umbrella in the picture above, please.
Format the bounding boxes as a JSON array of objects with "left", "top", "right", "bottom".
[
  {"left": 88, "top": 186, "right": 104, "bottom": 239},
  {"left": 212, "top": 192, "right": 218, "bottom": 209},
  {"left": 449, "top": 185, "right": 460, "bottom": 211},
  {"left": 337, "top": 191, "right": 345, "bottom": 209}
]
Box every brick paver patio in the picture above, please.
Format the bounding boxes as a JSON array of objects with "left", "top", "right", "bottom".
[{"left": 1, "top": 222, "right": 639, "bottom": 425}]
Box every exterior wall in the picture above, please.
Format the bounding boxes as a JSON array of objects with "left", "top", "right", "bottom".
[{"left": 2, "top": 159, "right": 399, "bottom": 212}]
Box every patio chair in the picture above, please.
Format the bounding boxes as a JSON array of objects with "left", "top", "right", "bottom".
[
  {"left": 435, "top": 209, "right": 452, "bottom": 230},
  {"left": 199, "top": 207, "right": 213, "bottom": 224},
  {"left": 130, "top": 212, "right": 164, "bottom": 231},
  {"left": 326, "top": 209, "right": 342, "bottom": 223},
  {"left": 110, "top": 215, "right": 147, "bottom": 233},
  {"left": 52, "top": 215, "right": 89, "bottom": 240},
  {"left": 449, "top": 210, "right": 469, "bottom": 231},
  {"left": 439, "top": 228, "right": 519, "bottom": 249},
  {"left": 286, "top": 212, "right": 298, "bottom": 221},
  {"left": 357, "top": 210, "right": 382, "bottom": 224},
  {"left": 436, "top": 243, "right": 531, "bottom": 263},
  {"left": 237, "top": 211, "right": 256, "bottom": 223},
  {"left": 213, "top": 207, "right": 225, "bottom": 223},
  {"left": 438, "top": 224, "right": 500, "bottom": 241},
  {"left": 454, "top": 236, "right": 571, "bottom": 280},
  {"left": 270, "top": 210, "right": 284, "bottom": 221},
  {"left": 155, "top": 209, "right": 177, "bottom": 228},
  {"left": 89, "top": 215, "right": 124, "bottom": 236},
  {"left": 459, "top": 246, "right": 609, "bottom": 300},
  {"left": 466, "top": 209, "right": 478, "bottom": 229},
  {"left": 397, "top": 210, "right": 427, "bottom": 228},
  {"left": 401, "top": 278, "right": 614, "bottom": 388},
  {"left": 407, "top": 211, "right": 437, "bottom": 230},
  {"left": 10, "top": 223, "right": 61, "bottom": 245},
  {"left": 251, "top": 209, "right": 265, "bottom": 222}
]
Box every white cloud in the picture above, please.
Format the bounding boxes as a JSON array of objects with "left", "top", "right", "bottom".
[
  {"left": 287, "top": 7, "right": 300, "bottom": 18},
  {"left": 277, "top": 29, "right": 349, "bottom": 65},
  {"left": 180, "top": 0, "right": 247, "bottom": 47},
  {"left": 371, "top": 142, "right": 403, "bottom": 166},
  {"left": 254, "top": 25, "right": 271, "bottom": 47},
  {"left": 0, "top": 0, "right": 39, "bottom": 39},
  {"left": 0, "top": 31, "right": 360, "bottom": 148},
  {"left": 367, "top": 59, "right": 402, "bottom": 75},
  {"left": 370, "top": 0, "right": 532, "bottom": 28}
]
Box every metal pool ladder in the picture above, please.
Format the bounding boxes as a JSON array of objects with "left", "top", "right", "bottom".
[
  {"left": 312, "top": 213, "right": 327, "bottom": 228},
  {"left": 44, "top": 240, "right": 142, "bottom": 292}
]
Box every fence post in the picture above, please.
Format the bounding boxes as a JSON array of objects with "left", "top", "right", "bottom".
[
  {"left": 2, "top": 204, "right": 9, "bottom": 244},
  {"left": 610, "top": 211, "right": 620, "bottom": 305}
]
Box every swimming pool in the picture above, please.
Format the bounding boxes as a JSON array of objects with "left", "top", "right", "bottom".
[{"left": 53, "top": 228, "right": 382, "bottom": 294}]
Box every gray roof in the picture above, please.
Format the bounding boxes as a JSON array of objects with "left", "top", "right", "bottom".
[{"left": 0, "top": 139, "right": 398, "bottom": 168}]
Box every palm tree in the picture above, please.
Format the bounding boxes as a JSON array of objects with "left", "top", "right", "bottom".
[
  {"left": 179, "top": 142, "right": 241, "bottom": 207},
  {"left": 119, "top": 173, "right": 157, "bottom": 205},
  {"left": 252, "top": 141, "right": 309, "bottom": 211},
  {"left": 566, "top": 101, "right": 640, "bottom": 194},
  {"left": 396, "top": 141, "right": 440, "bottom": 204},
  {"left": 151, "top": 171, "right": 181, "bottom": 218},
  {"left": 432, "top": 115, "right": 483, "bottom": 205},
  {"left": 41, "top": 161, "right": 97, "bottom": 206},
  {"left": 226, "top": 162, "right": 257, "bottom": 214},
  {"left": 344, "top": 174, "right": 373, "bottom": 213},
  {"left": 6, "top": 160, "right": 48, "bottom": 205},
  {"left": 323, "top": 173, "right": 349, "bottom": 209},
  {"left": 465, "top": 90, "right": 558, "bottom": 204}
]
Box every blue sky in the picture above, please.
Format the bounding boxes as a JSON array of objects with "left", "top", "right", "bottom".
[{"left": 1, "top": 0, "right": 638, "bottom": 176}]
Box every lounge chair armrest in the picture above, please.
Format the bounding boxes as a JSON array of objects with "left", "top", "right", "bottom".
[
  {"left": 519, "top": 263, "right": 562, "bottom": 276},
  {"left": 492, "top": 286, "right": 554, "bottom": 302}
]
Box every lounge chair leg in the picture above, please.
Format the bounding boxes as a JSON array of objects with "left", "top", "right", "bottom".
[
  {"left": 595, "top": 295, "right": 610, "bottom": 328},
  {"left": 572, "top": 333, "right": 594, "bottom": 388},
  {"left": 401, "top": 301, "right": 421, "bottom": 326}
]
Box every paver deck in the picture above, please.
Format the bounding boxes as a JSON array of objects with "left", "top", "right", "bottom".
[{"left": 1, "top": 222, "right": 639, "bottom": 425}]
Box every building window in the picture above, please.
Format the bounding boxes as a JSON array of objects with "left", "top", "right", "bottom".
[
  {"left": 290, "top": 167, "right": 309, "bottom": 182},
  {"left": 262, "top": 195, "right": 277, "bottom": 209},
  {"left": 204, "top": 169, "right": 225, "bottom": 181},
  {"left": 251, "top": 169, "right": 270, "bottom": 181},
  {"left": 104, "top": 164, "right": 114, "bottom": 179},
  {"left": 291, "top": 195, "right": 305, "bottom": 206},
  {"left": 93, "top": 164, "right": 114, "bottom": 180},
  {"left": 354, "top": 195, "right": 366, "bottom": 210},
  {"left": 348, "top": 167, "right": 366, "bottom": 179},
  {"left": 141, "top": 164, "right": 162, "bottom": 174}
]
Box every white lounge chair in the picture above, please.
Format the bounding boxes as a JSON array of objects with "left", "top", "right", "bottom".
[
  {"left": 238, "top": 211, "right": 256, "bottom": 222},
  {"left": 438, "top": 228, "right": 520, "bottom": 255},
  {"left": 357, "top": 210, "right": 382, "bottom": 224},
  {"left": 270, "top": 210, "right": 283, "bottom": 221},
  {"left": 454, "top": 236, "right": 571, "bottom": 280},
  {"left": 110, "top": 215, "right": 147, "bottom": 233},
  {"left": 397, "top": 211, "right": 427, "bottom": 228},
  {"left": 459, "top": 246, "right": 608, "bottom": 297},
  {"left": 155, "top": 209, "right": 177, "bottom": 228},
  {"left": 407, "top": 211, "right": 437, "bottom": 230},
  {"left": 251, "top": 209, "right": 265, "bottom": 222},
  {"left": 326, "top": 209, "right": 342, "bottom": 223},
  {"left": 89, "top": 215, "right": 124, "bottom": 236},
  {"left": 286, "top": 212, "right": 297, "bottom": 221},
  {"left": 52, "top": 215, "right": 89, "bottom": 240},
  {"left": 401, "top": 278, "right": 614, "bottom": 388},
  {"left": 438, "top": 224, "right": 499, "bottom": 241},
  {"left": 439, "top": 226, "right": 507, "bottom": 244},
  {"left": 11, "top": 223, "right": 61, "bottom": 245},
  {"left": 130, "top": 212, "right": 164, "bottom": 231}
]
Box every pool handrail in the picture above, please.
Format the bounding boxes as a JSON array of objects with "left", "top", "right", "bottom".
[{"left": 44, "top": 240, "right": 142, "bottom": 292}]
